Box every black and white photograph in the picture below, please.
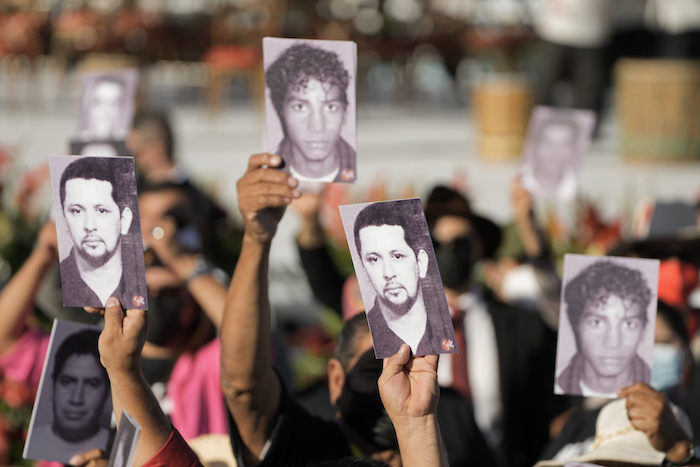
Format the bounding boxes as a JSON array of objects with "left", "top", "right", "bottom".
[
  {"left": 264, "top": 37, "right": 357, "bottom": 184},
  {"left": 49, "top": 155, "right": 148, "bottom": 309},
  {"left": 339, "top": 198, "right": 457, "bottom": 359},
  {"left": 77, "top": 69, "right": 139, "bottom": 143},
  {"left": 107, "top": 410, "right": 141, "bottom": 467},
  {"left": 520, "top": 106, "right": 596, "bottom": 199},
  {"left": 24, "top": 320, "right": 112, "bottom": 464},
  {"left": 555, "top": 254, "right": 660, "bottom": 398},
  {"left": 70, "top": 139, "right": 131, "bottom": 158}
]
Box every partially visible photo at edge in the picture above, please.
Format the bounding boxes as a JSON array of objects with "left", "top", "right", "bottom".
[
  {"left": 108, "top": 410, "right": 141, "bottom": 467},
  {"left": 263, "top": 37, "right": 357, "bottom": 185},
  {"left": 48, "top": 155, "right": 148, "bottom": 310},
  {"left": 76, "top": 68, "right": 139, "bottom": 144},
  {"left": 520, "top": 105, "right": 596, "bottom": 200},
  {"left": 555, "top": 254, "right": 660, "bottom": 398},
  {"left": 24, "top": 320, "right": 112, "bottom": 464},
  {"left": 339, "top": 198, "right": 457, "bottom": 359}
]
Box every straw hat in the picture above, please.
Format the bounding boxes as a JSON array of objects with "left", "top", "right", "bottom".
[{"left": 535, "top": 398, "right": 693, "bottom": 467}]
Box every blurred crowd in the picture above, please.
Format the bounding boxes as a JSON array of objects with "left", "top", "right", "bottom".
[{"left": 1, "top": 1, "right": 700, "bottom": 467}]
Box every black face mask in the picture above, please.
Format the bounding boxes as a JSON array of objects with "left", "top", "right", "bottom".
[
  {"left": 434, "top": 236, "right": 475, "bottom": 290},
  {"left": 337, "top": 350, "right": 397, "bottom": 450},
  {"left": 146, "top": 290, "right": 196, "bottom": 347}
]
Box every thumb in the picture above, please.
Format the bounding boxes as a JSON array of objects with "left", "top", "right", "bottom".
[
  {"left": 103, "top": 297, "right": 124, "bottom": 332},
  {"left": 382, "top": 344, "right": 411, "bottom": 377}
]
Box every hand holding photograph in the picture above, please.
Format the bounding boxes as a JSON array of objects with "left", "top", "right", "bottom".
[
  {"left": 263, "top": 37, "right": 357, "bottom": 184},
  {"left": 24, "top": 320, "right": 112, "bottom": 464},
  {"left": 49, "top": 155, "right": 148, "bottom": 309},
  {"left": 339, "top": 198, "right": 457, "bottom": 359},
  {"left": 520, "top": 106, "right": 596, "bottom": 199},
  {"left": 554, "top": 254, "right": 660, "bottom": 398},
  {"left": 108, "top": 410, "right": 142, "bottom": 467}
]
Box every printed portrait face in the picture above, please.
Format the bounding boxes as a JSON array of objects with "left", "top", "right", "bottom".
[
  {"left": 52, "top": 353, "right": 109, "bottom": 440},
  {"left": 63, "top": 178, "right": 131, "bottom": 268},
  {"left": 88, "top": 80, "right": 125, "bottom": 140},
  {"left": 282, "top": 78, "right": 347, "bottom": 162},
  {"left": 359, "top": 224, "right": 428, "bottom": 317},
  {"left": 576, "top": 294, "right": 647, "bottom": 377}
]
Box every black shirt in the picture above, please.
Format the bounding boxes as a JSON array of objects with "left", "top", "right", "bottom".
[{"left": 229, "top": 382, "right": 352, "bottom": 467}]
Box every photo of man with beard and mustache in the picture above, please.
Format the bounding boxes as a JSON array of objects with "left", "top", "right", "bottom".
[
  {"left": 340, "top": 198, "right": 457, "bottom": 359},
  {"left": 49, "top": 155, "right": 148, "bottom": 309}
]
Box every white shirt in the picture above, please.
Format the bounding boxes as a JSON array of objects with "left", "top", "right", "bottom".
[
  {"left": 289, "top": 165, "right": 339, "bottom": 183},
  {"left": 533, "top": 0, "right": 612, "bottom": 48},
  {"left": 438, "top": 289, "right": 504, "bottom": 449}
]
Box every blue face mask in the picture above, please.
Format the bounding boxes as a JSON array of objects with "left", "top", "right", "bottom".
[{"left": 650, "top": 344, "right": 684, "bottom": 392}]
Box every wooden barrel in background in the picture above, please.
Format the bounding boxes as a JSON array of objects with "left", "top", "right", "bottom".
[{"left": 616, "top": 59, "right": 700, "bottom": 162}]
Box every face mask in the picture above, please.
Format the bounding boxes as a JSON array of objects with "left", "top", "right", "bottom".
[
  {"left": 650, "top": 344, "right": 684, "bottom": 392},
  {"left": 434, "top": 237, "right": 474, "bottom": 290},
  {"left": 500, "top": 264, "right": 542, "bottom": 310},
  {"left": 337, "top": 350, "right": 396, "bottom": 450}
]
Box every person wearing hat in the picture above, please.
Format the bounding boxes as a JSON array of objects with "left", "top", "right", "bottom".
[
  {"left": 425, "top": 185, "right": 565, "bottom": 467},
  {"left": 535, "top": 382, "right": 699, "bottom": 467}
]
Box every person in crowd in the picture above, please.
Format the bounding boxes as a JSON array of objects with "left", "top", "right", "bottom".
[
  {"left": 292, "top": 182, "right": 564, "bottom": 467},
  {"left": 28, "top": 329, "right": 111, "bottom": 462},
  {"left": 266, "top": 44, "right": 356, "bottom": 183},
  {"left": 126, "top": 110, "right": 239, "bottom": 274},
  {"left": 540, "top": 300, "right": 698, "bottom": 460},
  {"left": 556, "top": 260, "right": 653, "bottom": 397},
  {"left": 58, "top": 156, "right": 146, "bottom": 308},
  {"left": 220, "top": 153, "right": 493, "bottom": 467},
  {"left": 535, "top": 383, "right": 698, "bottom": 467},
  {"left": 352, "top": 201, "right": 454, "bottom": 356},
  {"left": 532, "top": 0, "right": 611, "bottom": 116}
]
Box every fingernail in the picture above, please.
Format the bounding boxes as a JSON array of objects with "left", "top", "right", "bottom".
[
  {"left": 292, "top": 189, "right": 301, "bottom": 198},
  {"left": 398, "top": 344, "right": 406, "bottom": 354},
  {"left": 106, "top": 297, "right": 119, "bottom": 308},
  {"left": 270, "top": 155, "right": 281, "bottom": 165},
  {"left": 69, "top": 456, "right": 81, "bottom": 466},
  {"left": 288, "top": 177, "right": 298, "bottom": 187},
  {"left": 284, "top": 197, "right": 291, "bottom": 204}
]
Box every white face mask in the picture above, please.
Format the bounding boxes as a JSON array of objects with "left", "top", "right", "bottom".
[
  {"left": 651, "top": 344, "right": 684, "bottom": 392},
  {"left": 500, "top": 264, "right": 542, "bottom": 310}
]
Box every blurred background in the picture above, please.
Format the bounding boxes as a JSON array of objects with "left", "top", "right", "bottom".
[{"left": 3, "top": 0, "right": 700, "bottom": 393}]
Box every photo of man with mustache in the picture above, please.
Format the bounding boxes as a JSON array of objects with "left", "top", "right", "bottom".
[
  {"left": 52, "top": 156, "right": 147, "bottom": 309},
  {"left": 348, "top": 199, "right": 456, "bottom": 359}
]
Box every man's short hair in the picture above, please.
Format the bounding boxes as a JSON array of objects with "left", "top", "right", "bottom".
[
  {"left": 52, "top": 329, "right": 106, "bottom": 382},
  {"left": 266, "top": 43, "right": 349, "bottom": 129},
  {"left": 564, "top": 261, "right": 651, "bottom": 329},
  {"left": 59, "top": 157, "right": 128, "bottom": 211},
  {"left": 353, "top": 201, "right": 427, "bottom": 258},
  {"left": 333, "top": 312, "right": 369, "bottom": 372},
  {"left": 132, "top": 111, "right": 175, "bottom": 161}
]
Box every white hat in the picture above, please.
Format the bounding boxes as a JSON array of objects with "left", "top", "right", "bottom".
[{"left": 535, "top": 398, "right": 693, "bottom": 467}]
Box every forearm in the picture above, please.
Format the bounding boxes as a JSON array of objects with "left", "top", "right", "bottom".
[
  {"left": 296, "top": 214, "right": 324, "bottom": 249},
  {"left": 0, "top": 248, "right": 53, "bottom": 353},
  {"left": 109, "top": 368, "right": 172, "bottom": 467},
  {"left": 394, "top": 416, "right": 448, "bottom": 467},
  {"left": 168, "top": 255, "right": 226, "bottom": 328},
  {"left": 220, "top": 235, "right": 280, "bottom": 458},
  {"left": 514, "top": 210, "right": 544, "bottom": 260}
]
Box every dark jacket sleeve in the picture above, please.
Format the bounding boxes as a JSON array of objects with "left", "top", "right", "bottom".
[{"left": 298, "top": 245, "right": 346, "bottom": 317}]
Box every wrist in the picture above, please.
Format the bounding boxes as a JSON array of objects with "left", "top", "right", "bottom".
[
  {"left": 243, "top": 232, "right": 273, "bottom": 247},
  {"left": 666, "top": 440, "right": 695, "bottom": 465}
]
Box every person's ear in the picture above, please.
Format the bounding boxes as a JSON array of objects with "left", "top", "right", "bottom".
[
  {"left": 417, "top": 249, "right": 429, "bottom": 278},
  {"left": 328, "top": 358, "right": 346, "bottom": 407},
  {"left": 120, "top": 207, "right": 133, "bottom": 235}
]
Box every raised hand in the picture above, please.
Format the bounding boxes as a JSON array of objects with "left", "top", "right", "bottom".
[
  {"left": 68, "top": 447, "right": 108, "bottom": 467},
  {"left": 236, "top": 153, "right": 300, "bottom": 244},
  {"left": 618, "top": 382, "right": 693, "bottom": 462},
  {"left": 378, "top": 344, "right": 439, "bottom": 425},
  {"left": 94, "top": 297, "right": 147, "bottom": 377}
]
